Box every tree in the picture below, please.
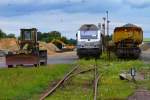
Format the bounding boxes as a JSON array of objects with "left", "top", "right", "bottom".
[
  {"left": 0, "top": 29, "right": 6, "bottom": 39},
  {"left": 41, "top": 33, "right": 51, "bottom": 43},
  {"left": 7, "top": 33, "right": 16, "bottom": 38},
  {"left": 67, "top": 38, "right": 76, "bottom": 45},
  {"left": 49, "top": 31, "right": 61, "bottom": 39},
  {"left": 37, "top": 31, "right": 62, "bottom": 43},
  {"left": 60, "top": 36, "right": 68, "bottom": 44},
  {"left": 37, "top": 32, "right": 42, "bottom": 41}
]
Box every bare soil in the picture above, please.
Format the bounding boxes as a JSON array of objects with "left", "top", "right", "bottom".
[{"left": 0, "top": 38, "right": 18, "bottom": 51}]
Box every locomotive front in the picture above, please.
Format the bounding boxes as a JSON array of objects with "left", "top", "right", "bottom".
[{"left": 76, "top": 24, "right": 102, "bottom": 58}]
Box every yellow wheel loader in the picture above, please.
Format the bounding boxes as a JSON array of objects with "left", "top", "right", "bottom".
[{"left": 6, "top": 28, "right": 47, "bottom": 68}]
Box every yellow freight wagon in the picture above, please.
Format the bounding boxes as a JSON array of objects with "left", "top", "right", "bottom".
[{"left": 113, "top": 24, "right": 143, "bottom": 59}]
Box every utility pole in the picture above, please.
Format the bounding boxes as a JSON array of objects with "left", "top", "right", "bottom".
[
  {"left": 106, "top": 11, "right": 110, "bottom": 37},
  {"left": 102, "top": 17, "right": 106, "bottom": 52},
  {"left": 98, "top": 23, "right": 101, "bottom": 30},
  {"left": 102, "top": 17, "right": 106, "bottom": 36},
  {"left": 106, "top": 11, "right": 109, "bottom": 36},
  {"left": 106, "top": 11, "right": 110, "bottom": 60}
]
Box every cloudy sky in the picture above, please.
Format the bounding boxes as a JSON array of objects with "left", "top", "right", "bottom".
[{"left": 0, "top": 0, "right": 150, "bottom": 38}]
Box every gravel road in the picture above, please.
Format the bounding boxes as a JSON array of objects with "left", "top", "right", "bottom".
[
  {"left": 0, "top": 50, "right": 149, "bottom": 68},
  {"left": 47, "top": 51, "right": 78, "bottom": 64},
  {"left": 0, "top": 51, "right": 78, "bottom": 68},
  {"left": 140, "top": 51, "right": 150, "bottom": 63},
  {"left": 0, "top": 57, "right": 6, "bottom": 68},
  {"left": 55, "top": 43, "right": 150, "bottom": 63}
]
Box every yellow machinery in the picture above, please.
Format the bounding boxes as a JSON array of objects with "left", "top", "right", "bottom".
[
  {"left": 113, "top": 24, "right": 143, "bottom": 58},
  {"left": 6, "top": 28, "right": 47, "bottom": 68},
  {"left": 51, "top": 39, "right": 75, "bottom": 51},
  {"left": 51, "top": 39, "right": 66, "bottom": 49}
]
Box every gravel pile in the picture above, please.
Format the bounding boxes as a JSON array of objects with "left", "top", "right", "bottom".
[{"left": 0, "top": 38, "right": 59, "bottom": 55}]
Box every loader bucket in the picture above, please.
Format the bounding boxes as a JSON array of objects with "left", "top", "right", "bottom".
[{"left": 6, "top": 54, "right": 39, "bottom": 66}]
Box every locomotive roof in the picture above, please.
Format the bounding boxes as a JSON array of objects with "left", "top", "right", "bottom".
[{"left": 79, "top": 24, "right": 98, "bottom": 31}]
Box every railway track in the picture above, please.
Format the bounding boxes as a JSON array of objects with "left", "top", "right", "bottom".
[
  {"left": 40, "top": 61, "right": 100, "bottom": 100},
  {"left": 40, "top": 65, "right": 79, "bottom": 100}
]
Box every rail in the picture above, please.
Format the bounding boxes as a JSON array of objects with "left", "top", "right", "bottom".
[
  {"left": 40, "top": 60, "right": 101, "bottom": 100},
  {"left": 40, "top": 66, "right": 79, "bottom": 100}
]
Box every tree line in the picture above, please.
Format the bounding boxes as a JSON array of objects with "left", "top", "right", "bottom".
[
  {"left": 37, "top": 31, "right": 76, "bottom": 45},
  {"left": 0, "top": 29, "right": 76, "bottom": 45},
  {"left": 0, "top": 29, "right": 16, "bottom": 38}
]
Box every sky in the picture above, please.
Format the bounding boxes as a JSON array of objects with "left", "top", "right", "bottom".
[{"left": 0, "top": 0, "right": 150, "bottom": 38}]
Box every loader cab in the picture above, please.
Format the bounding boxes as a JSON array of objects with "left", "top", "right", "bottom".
[
  {"left": 20, "top": 28, "right": 37, "bottom": 42},
  {"left": 19, "top": 28, "right": 38, "bottom": 50}
]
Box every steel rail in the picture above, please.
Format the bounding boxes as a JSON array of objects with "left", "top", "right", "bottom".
[
  {"left": 64, "top": 68, "right": 95, "bottom": 81},
  {"left": 40, "top": 66, "right": 79, "bottom": 100},
  {"left": 94, "top": 75, "right": 100, "bottom": 100}
]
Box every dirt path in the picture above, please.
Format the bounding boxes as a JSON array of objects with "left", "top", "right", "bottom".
[{"left": 128, "top": 89, "right": 150, "bottom": 100}]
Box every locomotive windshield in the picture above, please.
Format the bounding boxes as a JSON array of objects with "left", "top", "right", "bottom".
[{"left": 80, "top": 31, "right": 98, "bottom": 39}]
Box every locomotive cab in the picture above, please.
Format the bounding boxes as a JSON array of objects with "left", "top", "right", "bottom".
[{"left": 76, "top": 24, "right": 102, "bottom": 58}]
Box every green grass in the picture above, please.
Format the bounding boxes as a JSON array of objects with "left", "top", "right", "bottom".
[
  {"left": 47, "top": 71, "right": 94, "bottom": 100},
  {"left": 0, "top": 64, "right": 72, "bottom": 100},
  {"left": 46, "top": 56, "right": 150, "bottom": 100},
  {"left": 78, "top": 59, "right": 145, "bottom": 100},
  {"left": 144, "top": 38, "right": 150, "bottom": 42},
  {"left": 0, "top": 54, "right": 150, "bottom": 100}
]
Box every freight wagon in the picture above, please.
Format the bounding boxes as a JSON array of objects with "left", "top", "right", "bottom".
[{"left": 113, "top": 24, "right": 143, "bottom": 59}]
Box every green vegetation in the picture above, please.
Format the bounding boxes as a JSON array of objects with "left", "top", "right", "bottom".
[
  {"left": 6, "top": 33, "right": 16, "bottom": 38},
  {"left": 37, "top": 31, "right": 76, "bottom": 45},
  {"left": 0, "top": 64, "right": 71, "bottom": 100},
  {"left": 0, "top": 29, "right": 16, "bottom": 39},
  {"left": 37, "top": 31, "right": 61, "bottom": 43},
  {"left": 0, "top": 53, "right": 150, "bottom": 100},
  {"left": 0, "top": 29, "right": 76, "bottom": 45},
  {"left": 144, "top": 38, "right": 150, "bottom": 42},
  {"left": 47, "top": 54, "right": 150, "bottom": 100}
]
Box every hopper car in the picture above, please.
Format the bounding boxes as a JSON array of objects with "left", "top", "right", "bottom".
[{"left": 113, "top": 24, "right": 143, "bottom": 59}]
